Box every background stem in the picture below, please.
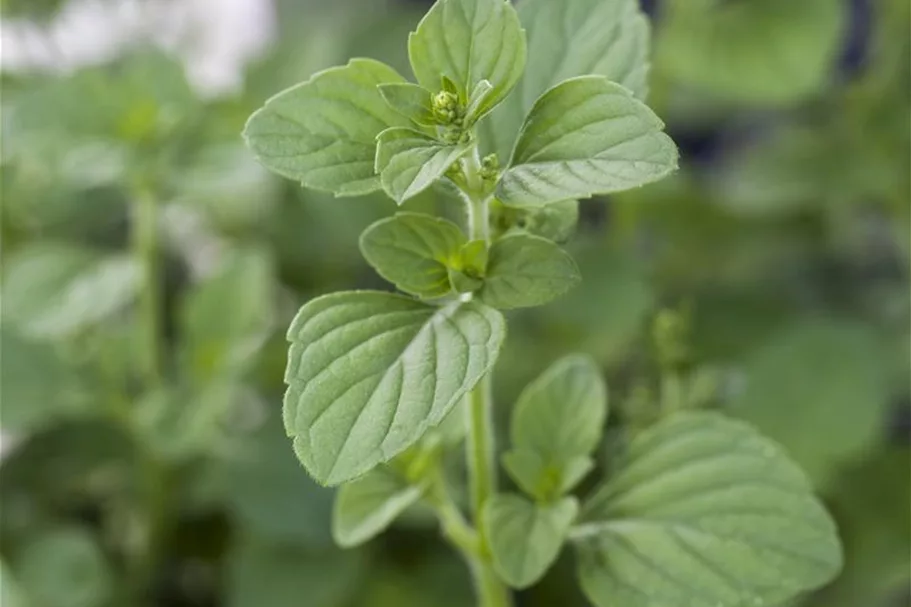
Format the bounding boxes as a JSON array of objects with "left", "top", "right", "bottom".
[{"left": 133, "top": 187, "right": 163, "bottom": 388}]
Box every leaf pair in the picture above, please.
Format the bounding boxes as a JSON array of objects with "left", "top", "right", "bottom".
[
  {"left": 360, "top": 212, "right": 580, "bottom": 308},
  {"left": 482, "top": 355, "right": 607, "bottom": 588}
]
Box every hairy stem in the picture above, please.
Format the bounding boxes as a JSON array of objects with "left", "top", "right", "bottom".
[{"left": 455, "top": 144, "right": 511, "bottom": 607}]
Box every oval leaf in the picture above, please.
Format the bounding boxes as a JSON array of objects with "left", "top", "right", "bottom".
[
  {"left": 333, "top": 466, "right": 425, "bottom": 547},
  {"left": 484, "top": 0, "right": 651, "bottom": 159},
  {"left": 497, "top": 76, "right": 678, "bottom": 207},
  {"left": 375, "top": 127, "right": 473, "bottom": 204},
  {"left": 504, "top": 354, "right": 607, "bottom": 499},
  {"left": 574, "top": 412, "right": 843, "bottom": 607},
  {"left": 359, "top": 213, "right": 467, "bottom": 299},
  {"left": 243, "top": 59, "right": 411, "bottom": 197},
  {"left": 479, "top": 233, "right": 580, "bottom": 309},
  {"left": 284, "top": 291, "right": 505, "bottom": 485},
  {"left": 483, "top": 494, "right": 578, "bottom": 589},
  {"left": 408, "top": 0, "right": 526, "bottom": 116}
]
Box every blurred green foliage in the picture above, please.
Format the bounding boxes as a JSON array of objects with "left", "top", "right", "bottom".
[{"left": 1, "top": 0, "right": 908, "bottom": 606}]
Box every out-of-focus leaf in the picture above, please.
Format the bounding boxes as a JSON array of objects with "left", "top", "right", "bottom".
[
  {"left": 810, "top": 448, "right": 911, "bottom": 607},
  {"left": 180, "top": 248, "right": 275, "bottom": 384},
  {"left": 656, "top": 0, "right": 846, "bottom": 104},
  {"left": 226, "top": 537, "right": 363, "bottom": 607},
  {"left": 1, "top": 244, "right": 140, "bottom": 340},
  {"left": 0, "top": 329, "right": 91, "bottom": 433},
  {"left": 729, "top": 319, "right": 892, "bottom": 488},
  {"left": 219, "top": 412, "right": 335, "bottom": 548},
  {"left": 0, "top": 560, "right": 28, "bottom": 607},
  {"left": 13, "top": 527, "right": 113, "bottom": 607}
]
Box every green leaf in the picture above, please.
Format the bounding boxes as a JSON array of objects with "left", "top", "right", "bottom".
[
  {"left": 377, "top": 82, "right": 436, "bottom": 126},
  {"left": 504, "top": 355, "right": 607, "bottom": 499},
  {"left": 479, "top": 234, "right": 580, "bottom": 309},
  {"left": 456, "top": 239, "right": 489, "bottom": 276},
  {"left": 333, "top": 466, "right": 425, "bottom": 547},
  {"left": 180, "top": 248, "right": 275, "bottom": 384},
  {"left": 464, "top": 79, "right": 495, "bottom": 123},
  {"left": 408, "top": 0, "right": 526, "bottom": 116},
  {"left": 497, "top": 77, "right": 678, "bottom": 207},
  {"left": 243, "top": 59, "right": 411, "bottom": 196},
  {"left": 483, "top": 494, "right": 578, "bottom": 588},
  {"left": 284, "top": 291, "right": 505, "bottom": 485},
  {"left": 448, "top": 268, "right": 484, "bottom": 294},
  {"left": 1, "top": 244, "right": 140, "bottom": 340},
  {"left": 359, "top": 213, "right": 466, "bottom": 298},
  {"left": 656, "top": 0, "right": 846, "bottom": 104},
  {"left": 492, "top": 199, "right": 580, "bottom": 243},
  {"left": 484, "top": 0, "right": 650, "bottom": 159},
  {"left": 729, "top": 319, "right": 892, "bottom": 487},
  {"left": 575, "top": 412, "right": 843, "bottom": 607},
  {"left": 219, "top": 412, "right": 335, "bottom": 548},
  {"left": 227, "top": 538, "right": 363, "bottom": 607},
  {"left": 375, "top": 127, "right": 473, "bottom": 204},
  {"left": 13, "top": 527, "right": 113, "bottom": 607}
]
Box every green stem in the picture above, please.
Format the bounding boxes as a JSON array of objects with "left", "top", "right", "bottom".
[
  {"left": 133, "top": 187, "right": 163, "bottom": 388},
  {"left": 456, "top": 145, "right": 512, "bottom": 607}
]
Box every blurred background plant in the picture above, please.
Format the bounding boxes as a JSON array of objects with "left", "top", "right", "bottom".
[{"left": 0, "top": 0, "right": 908, "bottom": 606}]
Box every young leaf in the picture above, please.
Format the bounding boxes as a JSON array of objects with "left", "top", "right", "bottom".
[
  {"left": 492, "top": 199, "right": 580, "bottom": 243},
  {"left": 574, "top": 412, "right": 843, "bottom": 607},
  {"left": 483, "top": 494, "right": 578, "bottom": 588},
  {"left": 333, "top": 466, "right": 425, "bottom": 547},
  {"left": 284, "top": 291, "right": 505, "bottom": 485},
  {"left": 504, "top": 355, "right": 607, "bottom": 499},
  {"left": 359, "top": 213, "right": 467, "bottom": 298},
  {"left": 408, "top": 0, "right": 526, "bottom": 117},
  {"left": 375, "top": 127, "right": 473, "bottom": 204},
  {"left": 478, "top": 233, "right": 580, "bottom": 309},
  {"left": 377, "top": 82, "right": 436, "bottom": 126},
  {"left": 464, "top": 79, "right": 495, "bottom": 123},
  {"left": 497, "top": 77, "right": 678, "bottom": 207},
  {"left": 243, "top": 59, "right": 411, "bottom": 197},
  {"left": 484, "top": 0, "right": 650, "bottom": 159}
]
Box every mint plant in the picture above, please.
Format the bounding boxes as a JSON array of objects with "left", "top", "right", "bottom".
[{"left": 242, "top": 0, "right": 843, "bottom": 606}]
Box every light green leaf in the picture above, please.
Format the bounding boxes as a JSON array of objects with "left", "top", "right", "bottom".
[
  {"left": 243, "top": 59, "right": 411, "bottom": 196},
  {"left": 497, "top": 77, "right": 678, "bottom": 207},
  {"left": 483, "top": 494, "right": 578, "bottom": 588},
  {"left": 484, "top": 0, "right": 650, "bottom": 159},
  {"left": 492, "top": 199, "right": 580, "bottom": 243},
  {"left": 448, "top": 268, "right": 484, "bottom": 294},
  {"left": 504, "top": 355, "right": 607, "bottom": 499},
  {"left": 375, "top": 127, "right": 473, "bottom": 204},
  {"left": 359, "top": 213, "right": 466, "bottom": 298},
  {"left": 479, "top": 234, "right": 580, "bottom": 309},
  {"left": 333, "top": 466, "right": 425, "bottom": 547},
  {"left": 14, "top": 527, "right": 113, "bottom": 607},
  {"left": 408, "top": 0, "right": 526, "bottom": 116},
  {"left": 1, "top": 244, "right": 140, "bottom": 340},
  {"left": 1, "top": 561, "right": 27, "bottom": 607},
  {"left": 377, "top": 82, "right": 436, "bottom": 126},
  {"left": 457, "top": 239, "right": 489, "bottom": 276},
  {"left": 503, "top": 449, "right": 594, "bottom": 501},
  {"left": 575, "top": 412, "right": 843, "bottom": 607},
  {"left": 729, "top": 319, "right": 892, "bottom": 487},
  {"left": 180, "top": 248, "right": 275, "bottom": 384},
  {"left": 284, "top": 291, "right": 505, "bottom": 485},
  {"left": 656, "top": 0, "right": 846, "bottom": 104}
]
